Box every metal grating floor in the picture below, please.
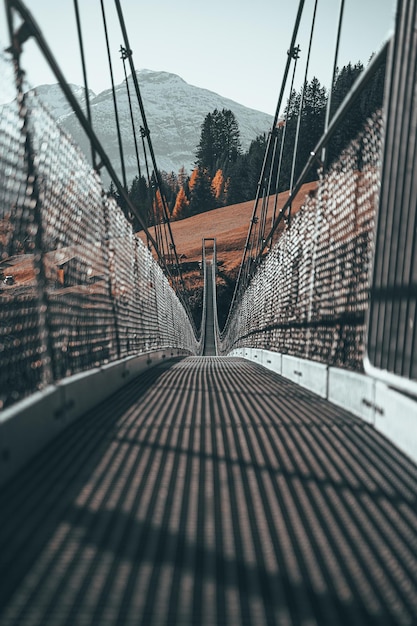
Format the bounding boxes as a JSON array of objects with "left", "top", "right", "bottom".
[{"left": 1, "top": 357, "right": 416, "bottom": 626}]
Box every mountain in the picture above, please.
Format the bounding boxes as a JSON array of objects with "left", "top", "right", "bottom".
[
  {"left": 35, "top": 70, "right": 274, "bottom": 185},
  {"left": 31, "top": 83, "right": 96, "bottom": 119}
]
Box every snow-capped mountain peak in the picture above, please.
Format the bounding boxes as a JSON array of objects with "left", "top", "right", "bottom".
[
  {"left": 35, "top": 69, "right": 273, "bottom": 184},
  {"left": 32, "top": 83, "right": 96, "bottom": 120}
]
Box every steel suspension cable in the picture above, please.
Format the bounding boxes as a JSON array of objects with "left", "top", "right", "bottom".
[
  {"left": 155, "top": 184, "right": 170, "bottom": 263},
  {"left": 73, "top": 0, "right": 95, "bottom": 168},
  {"left": 256, "top": 132, "right": 282, "bottom": 262},
  {"left": 116, "top": 45, "right": 170, "bottom": 272},
  {"left": 113, "top": 0, "right": 187, "bottom": 298},
  {"left": 322, "top": 0, "right": 345, "bottom": 166},
  {"left": 256, "top": 186, "right": 269, "bottom": 261},
  {"left": 270, "top": 128, "right": 285, "bottom": 228},
  {"left": 120, "top": 45, "right": 141, "bottom": 179},
  {"left": 263, "top": 133, "right": 280, "bottom": 235},
  {"left": 100, "top": 0, "right": 127, "bottom": 191},
  {"left": 140, "top": 128, "right": 151, "bottom": 185},
  {"left": 289, "top": 0, "right": 319, "bottom": 196},
  {"left": 255, "top": 149, "right": 277, "bottom": 265},
  {"left": 260, "top": 40, "right": 388, "bottom": 259},
  {"left": 141, "top": 127, "right": 154, "bottom": 241},
  {"left": 5, "top": 0, "right": 184, "bottom": 293},
  {"left": 271, "top": 45, "right": 300, "bottom": 227},
  {"left": 224, "top": 0, "right": 306, "bottom": 329}
]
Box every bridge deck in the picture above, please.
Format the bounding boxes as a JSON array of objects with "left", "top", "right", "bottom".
[
  {"left": 203, "top": 262, "right": 216, "bottom": 356},
  {"left": 1, "top": 357, "right": 417, "bottom": 626}
]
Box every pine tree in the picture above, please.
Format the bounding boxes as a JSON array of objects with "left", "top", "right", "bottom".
[
  {"left": 195, "top": 113, "right": 215, "bottom": 175},
  {"left": 226, "top": 154, "right": 252, "bottom": 205},
  {"left": 220, "top": 109, "right": 241, "bottom": 171},
  {"left": 196, "top": 109, "right": 241, "bottom": 178},
  {"left": 296, "top": 77, "right": 327, "bottom": 182},
  {"left": 186, "top": 57, "right": 385, "bottom": 209},
  {"left": 188, "top": 167, "right": 199, "bottom": 193},
  {"left": 247, "top": 134, "right": 268, "bottom": 195},
  {"left": 273, "top": 78, "right": 327, "bottom": 191},
  {"left": 188, "top": 168, "right": 214, "bottom": 216},
  {"left": 328, "top": 62, "right": 364, "bottom": 164},
  {"left": 108, "top": 181, "right": 118, "bottom": 199},
  {"left": 165, "top": 171, "right": 178, "bottom": 193},
  {"left": 177, "top": 165, "right": 188, "bottom": 188},
  {"left": 362, "top": 54, "right": 385, "bottom": 115},
  {"left": 128, "top": 175, "right": 151, "bottom": 230}
]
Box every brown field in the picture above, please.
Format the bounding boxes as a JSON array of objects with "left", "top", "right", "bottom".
[
  {"left": 141, "top": 181, "right": 318, "bottom": 276},
  {"left": 138, "top": 181, "right": 318, "bottom": 327},
  {"left": 1, "top": 182, "right": 316, "bottom": 306}
]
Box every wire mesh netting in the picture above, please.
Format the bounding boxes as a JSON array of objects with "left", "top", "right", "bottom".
[
  {"left": 0, "top": 53, "right": 199, "bottom": 410},
  {"left": 219, "top": 111, "right": 383, "bottom": 371},
  {"left": 366, "top": 0, "right": 417, "bottom": 387}
]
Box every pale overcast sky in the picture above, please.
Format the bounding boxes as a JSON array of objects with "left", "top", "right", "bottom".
[{"left": 1, "top": 0, "right": 396, "bottom": 115}]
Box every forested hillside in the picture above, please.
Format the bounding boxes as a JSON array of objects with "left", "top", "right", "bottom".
[{"left": 111, "top": 57, "right": 385, "bottom": 240}]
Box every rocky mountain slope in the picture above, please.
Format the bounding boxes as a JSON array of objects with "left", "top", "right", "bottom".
[{"left": 35, "top": 69, "right": 273, "bottom": 185}]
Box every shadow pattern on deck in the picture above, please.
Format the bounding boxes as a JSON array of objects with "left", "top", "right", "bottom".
[{"left": 1, "top": 357, "right": 417, "bottom": 625}]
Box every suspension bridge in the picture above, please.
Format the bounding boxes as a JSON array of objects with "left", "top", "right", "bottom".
[{"left": 1, "top": 0, "right": 417, "bottom": 625}]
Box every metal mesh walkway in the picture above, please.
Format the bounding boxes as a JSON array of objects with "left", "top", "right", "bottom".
[
  {"left": 1, "top": 357, "right": 416, "bottom": 626},
  {"left": 203, "top": 262, "right": 216, "bottom": 356}
]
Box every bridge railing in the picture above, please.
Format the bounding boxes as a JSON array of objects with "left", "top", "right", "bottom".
[
  {"left": 365, "top": 0, "right": 417, "bottom": 397},
  {"left": 219, "top": 110, "right": 383, "bottom": 371},
  {"left": 0, "top": 52, "right": 199, "bottom": 411}
]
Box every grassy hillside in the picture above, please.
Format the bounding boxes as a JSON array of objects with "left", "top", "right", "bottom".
[
  {"left": 167, "top": 181, "right": 317, "bottom": 273},
  {"left": 141, "top": 181, "right": 318, "bottom": 329}
]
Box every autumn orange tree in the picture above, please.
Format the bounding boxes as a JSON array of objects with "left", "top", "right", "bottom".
[
  {"left": 172, "top": 187, "right": 190, "bottom": 220},
  {"left": 211, "top": 168, "right": 226, "bottom": 206}
]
